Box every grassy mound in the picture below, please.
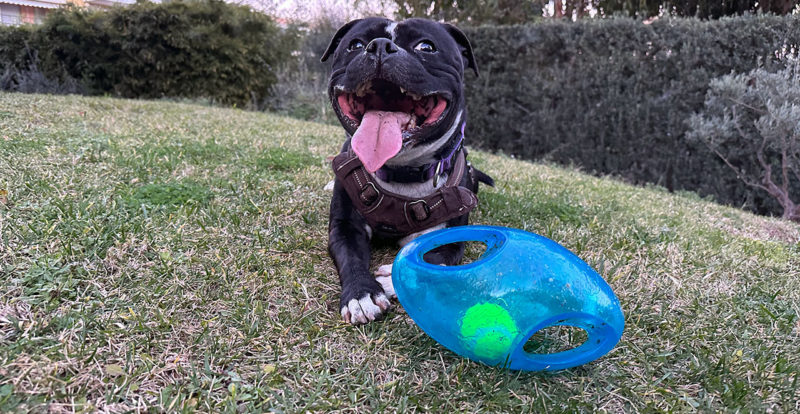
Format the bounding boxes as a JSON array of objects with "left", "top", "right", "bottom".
[{"left": 1, "top": 93, "right": 798, "bottom": 412}]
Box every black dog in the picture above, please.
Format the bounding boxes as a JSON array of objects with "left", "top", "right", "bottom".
[{"left": 322, "top": 18, "right": 493, "bottom": 325}]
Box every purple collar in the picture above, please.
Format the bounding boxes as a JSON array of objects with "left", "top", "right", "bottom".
[{"left": 376, "top": 123, "right": 465, "bottom": 184}]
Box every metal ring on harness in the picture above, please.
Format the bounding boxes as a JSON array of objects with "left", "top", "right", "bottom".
[{"left": 432, "top": 161, "right": 443, "bottom": 188}]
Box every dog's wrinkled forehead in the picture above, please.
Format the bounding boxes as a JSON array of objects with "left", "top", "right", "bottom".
[
  {"left": 321, "top": 17, "right": 478, "bottom": 77},
  {"left": 388, "top": 19, "right": 451, "bottom": 46},
  {"left": 348, "top": 18, "right": 396, "bottom": 44}
]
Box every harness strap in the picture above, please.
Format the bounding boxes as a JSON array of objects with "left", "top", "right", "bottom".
[
  {"left": 332, "top": 149, "right": 477, "bottom": 237},
  {"left": 375, "top": 124, "right": 465, "bottom": 183}
]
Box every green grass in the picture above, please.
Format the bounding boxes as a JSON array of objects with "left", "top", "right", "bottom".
[{"left": 1, "top": 92, "right": 799, "bottom": 412}]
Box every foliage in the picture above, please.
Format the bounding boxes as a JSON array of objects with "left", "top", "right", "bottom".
[
  {"left": 688, "top": 62, "right": 800, "bottom": 221},
  {"left": 0, "top": 25, "right": 36, "bottom": 75},
  {"left": 266, "top": 19, "right": 339, "bottom": 123},
  {"left": 596, "top": 0, "right": 797, "bottom": 19},
  {"left": 390, "top": 0, "right": 798, "bottom": 22},
  {"left": 463, "top": 15, "right": 800, "bottom": 216},
  {"left": 0, "top": 25, "right": 82, "bottom": 94},
  {"left": 393, "top": 0, "right": 547, "bottom": 24},
  {"left": 0, "top": 0, "right": 299, "bottom": 107},
  {"left": 34, "top": 6, "right": 118, "bottom": 93}
]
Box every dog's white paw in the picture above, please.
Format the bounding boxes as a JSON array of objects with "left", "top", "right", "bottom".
[
  {"left": 324, "top": 180, "right": 335, "bottom": 191},
  {"left": 375, "top": 264, "right": 396, "bottom": 299},
  {"left": 376, "top": 276, "right": 396, "bottom": 299},
  {"left": 375, "top": 264, "right": 393, "bottom": 277},
  {"left": 340, "top": 294, "right": 390, "bottom": 325}
]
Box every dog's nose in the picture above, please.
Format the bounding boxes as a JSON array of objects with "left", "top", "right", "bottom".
[{"left": 365, "top": 38, "right": 398, "bottom": 56}]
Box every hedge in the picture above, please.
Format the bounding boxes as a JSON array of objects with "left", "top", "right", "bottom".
[
  {"left": 463, "top": 15, "right": 800, "bottom": 215},
  {"left": 0, "top": 0, "right": 297, "bottom": 107}
]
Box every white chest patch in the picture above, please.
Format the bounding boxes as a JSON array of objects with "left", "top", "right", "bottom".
[
  {"left": 399, "top": 223, "right": 446, "bottom": 247},
  {"left": 374, "top": 173, "right": 448, "bottom": 199},
  {"left": 386, "top": 110, "right": 463, "bottom": 167}
]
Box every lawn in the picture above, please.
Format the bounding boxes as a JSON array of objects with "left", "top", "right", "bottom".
[{"left": 1, "top": 92, "right": 799, "bottom": 412}]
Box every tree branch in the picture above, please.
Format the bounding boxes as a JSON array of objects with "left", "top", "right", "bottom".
[
  {"left": 706, "top": 142, "right": 769, "bottom": 193},
  {"left": 725, "top": 95, "right": 767, "bottom": 115},
  {"left": 781, "top": 137, "right": 790, "bottom": 198},
  {"left": 731, "top": 106, "right": 790, "bottom": 207}
]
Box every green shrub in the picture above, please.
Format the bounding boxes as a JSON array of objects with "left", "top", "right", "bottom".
[
  {"left": 266, "top": 21, "right": 338, "bottom": 124},
  {"left": 1, "top": 0, "right": 298, "bottom": 107},
  {"left": 688, "top": 61, "right": 800, "bottom": 221},
  {"left": 34, "top": 5, "right": 117, "bottom": 93},
  {"left": 462, "top": 15, "right": 800, "bottom": 216},
  {"left": 0, "top": 24, "right": 81, "bottom": 94},
  {"left": 0, "top": 25, "right": 36, "bottom": 74}
]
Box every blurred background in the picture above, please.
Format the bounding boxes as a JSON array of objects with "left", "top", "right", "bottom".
[{"left": 2, "top": 0, "right": 799, "bottom": 220}]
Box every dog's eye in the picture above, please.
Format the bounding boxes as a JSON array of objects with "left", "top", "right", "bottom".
[
  {"left": 348, "top": 39, "right": 365, "bottom": 52},
  {"left": 414, "top": 41, "right": 436, "bottom": 53}
]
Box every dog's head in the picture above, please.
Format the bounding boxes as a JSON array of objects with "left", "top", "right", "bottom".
[{"left": 322, "top": 18, "right": 478, "bottom": 172}]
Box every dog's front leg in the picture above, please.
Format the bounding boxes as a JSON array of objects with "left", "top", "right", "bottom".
[
  {"left": 328, "top": 180, "right": 391, "bottom": 324},
  {"left": 374, "top": 214, "right": 470, "bottom": 299}
]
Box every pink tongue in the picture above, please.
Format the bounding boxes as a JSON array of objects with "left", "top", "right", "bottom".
[{"left": 352, "top": 110, "right": 411, "bottom": 173}]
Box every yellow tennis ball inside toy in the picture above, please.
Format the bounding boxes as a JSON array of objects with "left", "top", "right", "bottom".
[{"left": 459, "top": 303, "right": 519, "bottom": 361}]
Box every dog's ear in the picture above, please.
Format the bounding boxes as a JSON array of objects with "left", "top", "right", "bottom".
[
  {"left": 321, "top": 19, "right": 363, "bottom": 63},
  {"left": 442, "top": 23, "right": 479, "bottom": 77}
]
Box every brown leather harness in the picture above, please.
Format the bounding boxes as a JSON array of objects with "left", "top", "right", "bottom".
[{"left": 332, "top": 149, "right": 478, "bottom": 237}]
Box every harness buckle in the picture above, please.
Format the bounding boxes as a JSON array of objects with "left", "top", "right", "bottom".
[
  {"left": 359, "top": 182, "right": 380, "bottom": 206},
  {"left": 408, "top": 200, "right": 430, "bottom": 222}
]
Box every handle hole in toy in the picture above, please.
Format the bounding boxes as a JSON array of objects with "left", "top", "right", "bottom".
[
  {"left": 522, "top": 325, "right": 588, "bottom": 354},
  {"left": 422, "top": 241, "right": 487, "bottom": 266}
]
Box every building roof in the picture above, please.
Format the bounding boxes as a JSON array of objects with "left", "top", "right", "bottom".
[
  {"left": 85, "top": 0, "right": 135, "bottom": 7},
  {"left": 0, "top": 0, "right": 136, "bottom": 9},
  {"left": 1, "top": 0, "right": 67, "bottom": 9}
]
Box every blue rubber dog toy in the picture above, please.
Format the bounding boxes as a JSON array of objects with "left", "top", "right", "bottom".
[{"left": 392, "top": 225, "right": 624, "bottom": 371}]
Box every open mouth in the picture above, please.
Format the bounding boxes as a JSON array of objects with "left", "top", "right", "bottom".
[{"left": 336, "top": 79, "right": 449, "bottom": 136}]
